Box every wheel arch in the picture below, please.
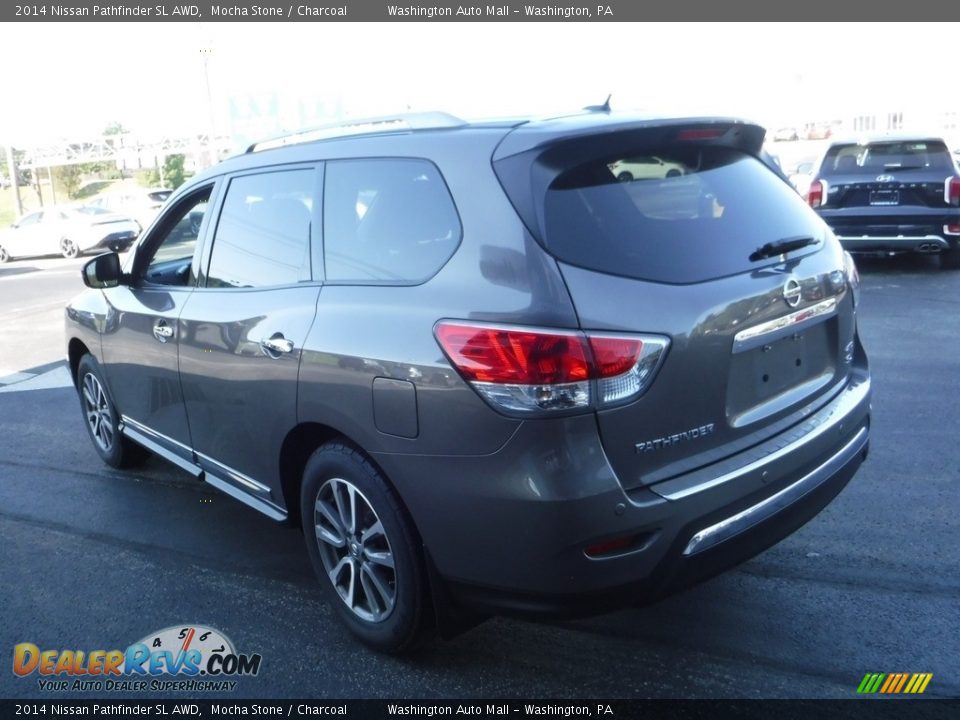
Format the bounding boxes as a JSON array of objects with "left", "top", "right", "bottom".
[
  {"left": 279, "top": 422, "right": 400, "bottom": 531},
  {"left": 68, "top": 338, "right": 91, "bottom": 388}
]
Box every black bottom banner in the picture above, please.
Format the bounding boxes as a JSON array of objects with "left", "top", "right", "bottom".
[{"left": 2, "top": 699, "right": 958, "bottom": 720}]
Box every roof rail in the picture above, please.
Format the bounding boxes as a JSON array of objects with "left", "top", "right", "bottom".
[{"left": 245, "top": 112, "right": 467, "bottom": 153}]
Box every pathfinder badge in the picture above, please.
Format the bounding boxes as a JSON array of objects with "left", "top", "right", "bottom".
[{"left": 635, "top": 423, "right": 716, "bottom": 453}]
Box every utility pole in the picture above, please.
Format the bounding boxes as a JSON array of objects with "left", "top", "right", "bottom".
[
  {"left": 48, "top": 167, "right": 57, "bottom": 204},
  {"left": 5, "top": 145, "right": 23, "bottom": 217}
]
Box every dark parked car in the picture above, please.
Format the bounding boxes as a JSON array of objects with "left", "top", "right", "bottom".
[
  {"left": 806, "top": 135, "right": 960, "bottom": 268},
  {"left": 66, "top": 112, "right": 871, "bottom": 652}
]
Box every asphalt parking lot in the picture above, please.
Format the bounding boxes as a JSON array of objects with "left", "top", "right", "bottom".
[{"left": 0, "top": 252, "right": 957, "bottom": 700}]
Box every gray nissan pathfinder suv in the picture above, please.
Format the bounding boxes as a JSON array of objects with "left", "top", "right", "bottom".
[{"left": 65, "top": 111, "right": 871, "bottom": 652}]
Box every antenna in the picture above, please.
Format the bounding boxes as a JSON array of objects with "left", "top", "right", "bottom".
[{"left": 583, "top": 95, "right": 612, "bottom": 113}]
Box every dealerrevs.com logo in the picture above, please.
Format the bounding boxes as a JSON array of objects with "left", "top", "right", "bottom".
[{"left": 13, "top": 625, "right": 262, "bottom": 692}]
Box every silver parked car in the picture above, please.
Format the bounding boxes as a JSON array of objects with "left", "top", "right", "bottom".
[
  {"left": 66, "top": 112, "right": 871, "bottom": 653},
  {"left": 0, "top": 206, "right": 139, "bottom": 263}
]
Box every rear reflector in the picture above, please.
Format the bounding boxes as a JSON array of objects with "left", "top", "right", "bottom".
[
  {"left": 435, "top": 322, "right": 669, "bottom": 415},
  {"left": 585, "top": 535, "right": 636, "bottom": 558}
]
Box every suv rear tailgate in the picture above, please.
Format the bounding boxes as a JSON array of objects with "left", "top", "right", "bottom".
[{"left": 494, "top": 120, "right": 858, "bottom": 491}]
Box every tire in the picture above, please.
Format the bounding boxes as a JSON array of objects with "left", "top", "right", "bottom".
[
  {"left": 0, "top": 245, "right": 8, "bottom": 263},
  {"left": 300, "top": 442, "right": 429, "bottom": 653},
  {"left": 941, "top": 247, "right": 960, "bottom": 270},
  {"left": 616, "top": 171, "right": 634, "bottom": 182},
  {"left": 76, "top": 354, "right": 148, "bottom": 468},
  {"left": 666, "top": 168, "right": 682, "bottom": 178},
  {"left": 60, "top": 238, "right": 80, "bottom": 259}
]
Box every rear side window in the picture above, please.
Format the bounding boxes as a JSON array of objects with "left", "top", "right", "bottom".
[
  {"left": 820, "top": 140, "right": 954, "bottom": 176},
  {"left": 541, "top": 146, "right": 824, "bottom": 284},
  {"left": 323, "top": 158, "right": 461, "bottom": 284},
  {"left": 206, "top": 169, "right": 315, "bottom": 289}
]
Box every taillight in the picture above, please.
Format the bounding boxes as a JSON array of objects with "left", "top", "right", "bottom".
[
  {"left": 432, "top": 325, "right": 590, "bottom": 385},
  {"left": 434, "top": 322, "right": 669, "bottom": 414},
  {"left": 807, "top": 179, "right": 825, "bottom": 208},
  {"left": 944, "top": 176, "right": 960, "bottom": 206}
]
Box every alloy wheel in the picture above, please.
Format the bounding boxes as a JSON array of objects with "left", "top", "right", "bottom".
[
  {"left": 61, "top": 238, "right": 79, "bottom": 258},
  {"left": 313, "top": 477, "right": 397, "bottom": 623},
  {"left": 82, "top": 373, "right": 114, "bottom": 452}
]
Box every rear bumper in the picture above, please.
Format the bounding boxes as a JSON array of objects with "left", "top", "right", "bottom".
[
  {"left": 837, "top": 235, "right": 948, "bottom": 253},
  {"left": 378, "top": 368, "right": 871, "bottom": 618},
  {"left": 86, "top": 230, "right": 139, "bottom": 253},
  {"left": 451, "top": 429, "right": 866, "bottom": 617},
  {"left": 817, "top": 207, "right": 960, "bottom": 253}
]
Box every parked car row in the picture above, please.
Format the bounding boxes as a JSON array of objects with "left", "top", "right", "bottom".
[
  {"left": 0, "top": 187, "right": 171, "bottom": 264},
  {"left": 0, "top": 206, "right": 140, "bottom": 263}
]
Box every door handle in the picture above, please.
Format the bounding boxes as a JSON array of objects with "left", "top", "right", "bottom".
[
  {"left": 260, "top": 334, "right": 294, "bottom": 356},
  {"left": 153, "top": 320, "right": 174, "bottom": 343}
]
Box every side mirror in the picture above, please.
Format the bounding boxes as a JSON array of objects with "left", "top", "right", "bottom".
[{"left": 82, "top": 252, "right": 123, "bottom": 289}]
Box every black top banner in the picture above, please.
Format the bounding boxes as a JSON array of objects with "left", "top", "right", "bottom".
[{"left": 3, "top": 0, "right": 959, "bottom": 21}]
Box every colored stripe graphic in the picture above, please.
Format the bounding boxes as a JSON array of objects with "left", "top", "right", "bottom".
[
  {"left": 894, "top": 673, "right": 909, "bottom": 693},
  {"left": 857, "top": 673, "right": 885, "bottom": 694},
  {"left": 858, "top": 673, "right": 932, "bottom": 694},
  {"left": 879, "top": 674, "right": 896, "bottom": 693}
]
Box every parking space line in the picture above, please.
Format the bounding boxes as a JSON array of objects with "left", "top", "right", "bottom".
[
  {"left": 0, "top": 367, "right": 72, "bottom": 392},
  {"left": 0, "top": 371, "right": 36, "bottom": 385}
]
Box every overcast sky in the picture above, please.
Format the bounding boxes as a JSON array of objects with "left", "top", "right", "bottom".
[{"left": 0, "top": 22, "right": 949, "bottom": 147}]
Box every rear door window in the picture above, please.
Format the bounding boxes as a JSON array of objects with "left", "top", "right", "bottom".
[
  {"left": 322, "top": 158, "right": 461, "bottom": 284},
  {"left": 206, "top": 169, "right": 315, "bottom": 289},
  {"left": 541, "top": 146, "right": 824, "bottom": 284}
]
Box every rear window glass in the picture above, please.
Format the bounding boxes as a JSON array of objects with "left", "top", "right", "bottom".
[
  {"left": 542, "top": 147, "right": 823, "bottom": 284},
  {"left": 820, "top": 140, "right": 953, "bottom": 176},
  {"left": 323, "top": 158, "right": 461, "bottom": 284}
]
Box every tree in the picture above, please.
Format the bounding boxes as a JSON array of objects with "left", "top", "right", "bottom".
[
  {"left": 163, "top": 154, "right": 188, "bottom": 189},
  {"left": 54, "top": 164, "right": 83, "bottom": 199},
  {"left": 103, "top": 122, "right": 128, "bottom": 136}
]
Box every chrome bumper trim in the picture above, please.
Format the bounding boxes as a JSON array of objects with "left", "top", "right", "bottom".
[
  {"left": 682, "top": 425, "right": 868, "bottom": 556},
  {"left": 654, "top": 377, "right": 870, "bottom": 502},
  {"left": 838, "top": 234, "right": 946, "bottom": 247}
]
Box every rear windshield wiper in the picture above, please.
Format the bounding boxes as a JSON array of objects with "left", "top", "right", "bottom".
[{"left": 750, "top": 236, "right": 819, "bottom": 262}]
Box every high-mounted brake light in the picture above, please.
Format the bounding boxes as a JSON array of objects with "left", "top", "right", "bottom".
[
  {"left": 807, "top": 179, "right": 825, "bottom": 208},
  {"left": 676, "top": 128, "right": 726, "bottom": 141},
  {"left": 945, "top": 176, "right": 960, "bottom": 206},
  {"left": 435, "top": 322, "right": 669, "bottom": 414}
]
